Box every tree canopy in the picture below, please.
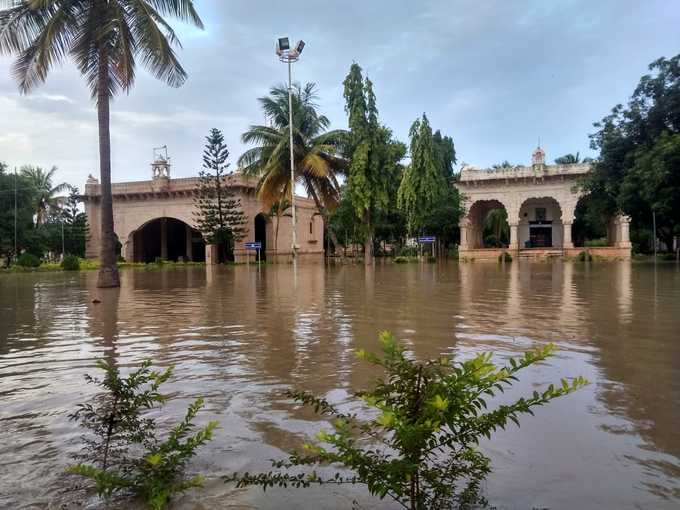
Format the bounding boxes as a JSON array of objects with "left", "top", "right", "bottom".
[{"left": 586, "top": 54, "right": 680, "bottom": 251}]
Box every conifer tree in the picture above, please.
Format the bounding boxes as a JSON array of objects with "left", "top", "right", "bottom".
[
  {"left": 194, "top": 129, "right": 247, "bottom": 261},
  {"left": 63, "top": 187, "right": 89, "bottom": 257}
]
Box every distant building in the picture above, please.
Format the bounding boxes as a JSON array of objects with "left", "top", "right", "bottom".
[
  {"left": 455, "top": 146, "right": 631, "bottom": 260},
  {"left": 82, "top": 156, "right": 323, "bottom": 264}
]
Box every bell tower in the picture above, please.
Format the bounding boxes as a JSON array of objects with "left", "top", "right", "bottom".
[
  {"left": 151, "top": 145, "right": 170, "bottom": 191},
  {"left": 531, "top": 143, "right": 546, "bottom": 171}
]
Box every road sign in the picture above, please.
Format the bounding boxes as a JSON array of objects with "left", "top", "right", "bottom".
[
  {"left": 418, "top": 236, "right": 436, "bottom": 244},
  {"left": 245, "top": 242, "right": 262, "bottom": 250}
]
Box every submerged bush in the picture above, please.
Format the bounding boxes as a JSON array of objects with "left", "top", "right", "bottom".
[
  {"left": 227, "top": 331, "right": 588, "bottom": 509},
  {"left": 68, "top": 360, "right": 217, "bottom": 510},
  {"left": 577, "top": 250, "right": 592, "bottom": 262},
  {"left": 498, "top": 252, "right": 513, "bottom": 263},
  {"left": 17, "top": 253, "right": 41, "bottom": 268},
  {"left": 61, "top": 255, "right": 81, "bottom": 271}
]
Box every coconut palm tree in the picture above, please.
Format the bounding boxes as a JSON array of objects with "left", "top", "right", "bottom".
[
  {"left": 239, "top": 82, "right": 347, "bottom": 250},
  {"left": 483, "top": 208, "right": 510, "bottom": 247},
  {"left": 20, "top": 165, "right": 69, "bottom": 225},
  {"left": 267, "top": 197, "right": 290, "bottom": 253},
  {"left": 0, "top": 0, "right": 203, "bottom": 287}
]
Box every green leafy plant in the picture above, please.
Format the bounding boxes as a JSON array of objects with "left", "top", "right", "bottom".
[
  {"left": 68, "top": 360, "right": 217, "bottom": 510},
  {"left": 61, "top": 254, "right": 81, "bottom": 271},
  {"left": 584, "top": 238, "right": 608, "bottom": 247},
  {"left": 577, "top": 250, "right": 592, "bottom": 262},
  {"left": 498, "top": 252, "right": 513, "bottom": 263},
  {"left": 227, "top": 331, "right": 588, "bottom": 509},
  {"left": 17, "top": 252, "right": 41, "bottom": 267}
]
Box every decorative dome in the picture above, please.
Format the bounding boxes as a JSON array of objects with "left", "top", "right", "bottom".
[{"left": 532, "top": 146, "right": 546, "bottom": 166}]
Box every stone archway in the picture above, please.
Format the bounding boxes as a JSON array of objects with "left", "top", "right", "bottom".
[
  {"left": 128, "top": 217, "right": 205, "bottom": 263},
  {"left": 254, "top": 213, "right": 268, "bottom": 261},
  {"left": 518, "top": 196, "right": 564, "bottom": 248},
  {"left": 462, "top": 199, "right": 511, "bottom": 249}
]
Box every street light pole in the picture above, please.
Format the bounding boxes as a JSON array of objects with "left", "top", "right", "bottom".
[
  {"left": 14, "top": 166, "right": 17, "bottom": 262},
  {"left": 276, "top": 37, "right": 305, "bottom": 261},
  {"left": 287, "top": 58, "right": 297, "bottom": 260}
]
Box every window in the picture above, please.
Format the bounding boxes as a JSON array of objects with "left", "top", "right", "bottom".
[
  {"left": 535, "top": 207, "right": 547, "bottom": 221},
  {"left": 309, "top": 220, "right": 314, "bottom": 235}
]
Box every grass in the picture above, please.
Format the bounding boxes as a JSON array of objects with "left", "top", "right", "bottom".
[{"left": 0, "top": 258, "right": 206, "bottom": 274}]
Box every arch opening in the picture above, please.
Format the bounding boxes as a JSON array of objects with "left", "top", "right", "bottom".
[
  {"left": 255, "top": 213, "right": 268, "bottom": 261},
  {"left": 131, "top": 217, "right": 205, "bottom": 263},
  {"left": 518, "top": 197, "right": 563, "bottom": 248},
  {"left": 467, "top": 200, "right": 509, "bottom": 248}
]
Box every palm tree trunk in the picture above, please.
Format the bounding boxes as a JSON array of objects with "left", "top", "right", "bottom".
[
  {"left": 304, "top": 177, "right": 344, "bottom": 254},
  {"left": 96, "top": 46, "right": 120, "bottom": 288}
]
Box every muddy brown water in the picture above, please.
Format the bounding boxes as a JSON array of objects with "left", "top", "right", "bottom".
[{"left": 1, "top": 261, "right": 679, "bottom": 509}]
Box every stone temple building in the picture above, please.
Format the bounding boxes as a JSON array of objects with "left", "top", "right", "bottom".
[
  {"left": 83, "top": 156, "right": 324, "bottom": 264},
  {"left": 455, "top": 146, "right": 631, "bottom": 259}
]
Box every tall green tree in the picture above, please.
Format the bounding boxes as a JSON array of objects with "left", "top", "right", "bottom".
[
  {"left": 554, "top": 152, "right": 581, "bottom": 165},
  {"left": 62, "top": 186, "right": 89, "bottom": 257},
  {"left": 239, "top": 82, "right": 347, "bottom": 251},
  {"left": 19, "top": 165, "right": 68, "bottom": 225},
  {"left": 586, "top": 54, "right": 680, "bottom": 251},
  {"left": 343, "top": 63, "right": 404, "bottom": 264},
  {"left": 0, "top": 163, "right": 35, "bottom": 263},
  {"left": 398, "top": 114, "right": 449, "bottom": 236},
  {"left": 194, "top": 129, "right": 247, "bottom": 262},
  {"left": 0, "top": 0, "right": 204, "bottom": 287}
]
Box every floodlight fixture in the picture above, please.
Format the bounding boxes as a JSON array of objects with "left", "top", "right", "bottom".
[
  {"left": 277, "top": 37, "right": 290, "bottom": 51},
  {"left": 296, "top": 40, "right": 305, "bottom": 54}
]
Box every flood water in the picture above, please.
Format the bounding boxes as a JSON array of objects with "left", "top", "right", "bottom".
[{"left": 1, "top": 261, "right": 679, "bottom": 509}]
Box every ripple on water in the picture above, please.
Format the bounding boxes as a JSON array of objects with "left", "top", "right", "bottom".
[{"left": 0, "top": 262, "right": 679, "bottom": 509}]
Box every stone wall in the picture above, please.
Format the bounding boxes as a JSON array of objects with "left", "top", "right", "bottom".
[{"left": 83, "top": 174, "right": 324, "bottom": 264}]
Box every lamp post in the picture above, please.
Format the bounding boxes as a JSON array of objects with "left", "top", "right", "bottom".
[{"left": 276, "top": 37, "right": 305, "bottom": 260}]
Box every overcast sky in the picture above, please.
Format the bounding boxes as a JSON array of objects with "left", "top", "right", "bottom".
[{"left": 1, "top": 0, "right": 679, "bottom": 189}]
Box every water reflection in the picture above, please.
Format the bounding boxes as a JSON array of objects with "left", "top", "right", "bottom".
[{"left": 0, "top": 262, "right": 679, "bottom": 508}]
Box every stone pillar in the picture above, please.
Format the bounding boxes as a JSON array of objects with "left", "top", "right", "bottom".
[
  {"left": 617, "top": 215, "right": 632, "bottom": 248},
  {"left": 185, "top": 224, "right": 193, "bottom": 262},
  {"left": 206, "top": 243, "right": 218, "bottom": 265},
  {"left": 459, "top": 219, "right": 471, "bottom": 249},
  {"left": 509, "top": 222, "right": 519, "bottom": 250},
  {"left": 124, "top": 238, "right": 134, "bottom": 262},
  {"left": 563, "top": 222, "right": 573, "bottom": 249},
  {"left": 160, "top": 218, "right": 168, "bottom": 260}
]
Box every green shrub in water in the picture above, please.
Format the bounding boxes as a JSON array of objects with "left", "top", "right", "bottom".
[
  {"left": 226, "top": 331, "right": 588, "bottom": 509},
  {"left": 498, "top": 252, "right": 513, "bottom": 263},
  {"left": 577, "top": 250, "right": 592, "bottom": 262},
  {"left": 61, "top": 255, "right": 81, "bottom": 271},
  {"left": 427, "top": 255, "right": 437, "bottom": 263},
  {"left": 68, "top": 360, "right": 217, "bottom": 510},
  {"left": 17, "top": 253, "right": 41, "bottom": 268}
]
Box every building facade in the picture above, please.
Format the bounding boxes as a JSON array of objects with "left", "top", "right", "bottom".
[
  {"left": 83, "top": 158, "right": 324, "bottom": 264},
  {"left": 455, "top": 147, "right": 631, "bottom": 260}
]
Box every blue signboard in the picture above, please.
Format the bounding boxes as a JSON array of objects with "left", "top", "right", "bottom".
[
  {"left": 245, "top": 242, "right": 262, "bottom": 250},
  {"left": 418, "top": 236, "right": 436, "bottom": 244}
]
